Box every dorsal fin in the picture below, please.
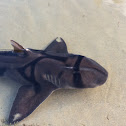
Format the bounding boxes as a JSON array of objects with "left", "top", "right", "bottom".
[
  {"left": 44, "top": 37, "right": 68, "bottom": 53},
  {"left": 10, "top": 40, "right": 24, "bottom": 53}
]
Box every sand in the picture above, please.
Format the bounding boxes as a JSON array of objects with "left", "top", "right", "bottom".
[{"left": 0, "top": 0, "right": 126, "bottom": 126}]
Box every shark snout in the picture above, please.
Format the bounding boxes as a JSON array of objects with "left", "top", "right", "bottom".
[
  {"left": 95, "top": 67, "right": 108, "bottom": 85},
  {"left": 89, "top": 59, "right": 108, "bottom": 85},
  {"left": 80, "top": 57, "right": 108, "bottom": 88}
]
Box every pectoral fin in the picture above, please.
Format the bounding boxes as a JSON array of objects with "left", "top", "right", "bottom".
[
  {"left": 44, "top": 37, "right": 68, "bottom": 53},
  {"left": 8, "top": 83, "right": 57, "bottom": 124}
]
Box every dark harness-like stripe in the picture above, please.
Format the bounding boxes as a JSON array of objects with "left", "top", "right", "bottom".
[
  {"left": 18, "top": 57, "right": 44, "bottom": 92},
  {"left": 73, "top": 55, "right": 84, "bottom": 88},
  {"left": 42, "top": 51, "right": 68, "bottom": 62},
  {"left": 73, "top": 55, "right": 84, "bottom": 72},
  {"left": 17, "top": 54, "right": 68, "bottom": 86}
]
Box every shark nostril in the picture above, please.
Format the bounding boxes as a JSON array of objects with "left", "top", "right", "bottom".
[{"left": 97, "top": 72, "right": 108, "bottom": 85}]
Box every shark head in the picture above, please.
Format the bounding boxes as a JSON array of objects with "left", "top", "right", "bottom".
[
  {"left": 75, "top": 56, "right": 108, "bottom": 88},
  {"left": 55, "top": 54, "right": 108, "bottom": 89}
]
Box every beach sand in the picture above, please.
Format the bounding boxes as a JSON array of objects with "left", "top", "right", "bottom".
[{"left": 0, "top": 0, "right": 126, "bottom": 126}]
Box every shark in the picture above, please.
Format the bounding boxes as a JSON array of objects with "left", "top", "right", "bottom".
[{"left": 0, "top": 37, "right": 108, "bottom": 124}]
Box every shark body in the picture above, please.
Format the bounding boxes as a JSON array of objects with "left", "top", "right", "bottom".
[{"left": 0, "top": 37, "right": 108, "bottom": 124}]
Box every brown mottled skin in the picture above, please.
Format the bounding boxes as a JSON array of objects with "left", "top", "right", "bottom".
[{"left": 0, "top": 37, "right": 108, "bottom": 124}]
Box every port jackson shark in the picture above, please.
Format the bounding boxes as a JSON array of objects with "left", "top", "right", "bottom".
[{"left": 0, "top": 37, "right": 108, "bottom": 124}]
